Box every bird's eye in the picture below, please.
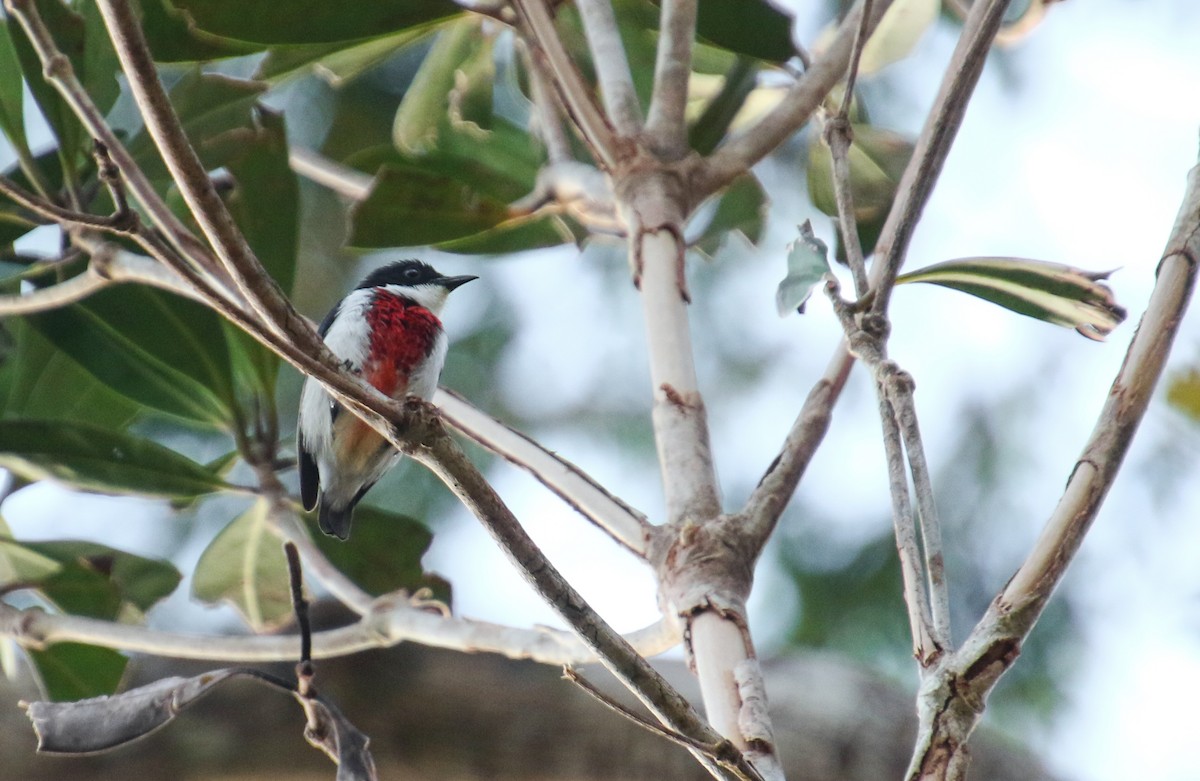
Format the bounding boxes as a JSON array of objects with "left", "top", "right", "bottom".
[{"left": 405, "top": 268, "right": 420, "bottom": 280}]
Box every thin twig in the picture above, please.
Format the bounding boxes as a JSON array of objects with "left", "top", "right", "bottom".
[
  {"left": 868, "top": 0, "right": 1014, "bottom": 316},
  {"left": 575, "top": 0, "right": 642, "bottom": 136},
  {"left": 512, "top": 0, "right": 623, "bottom": 169},
  {"left": 521, "top": 36, "right": 574, "bottom": 164},
  {"left": 284, "top": 541, "right": 312, "bottom": 665},
  {"left": 435, "top": 388, "right": 652, "bottom": 556},
  {"left": 644, "top": 0, "right": 696, "bottom": 158},
  {"left": 0, "top": 173, "right": 133, "bottom": 232}
]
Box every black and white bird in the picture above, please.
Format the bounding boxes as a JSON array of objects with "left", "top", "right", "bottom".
[{"left": 297, "top": 260, "right": 476, "bottom": 540}]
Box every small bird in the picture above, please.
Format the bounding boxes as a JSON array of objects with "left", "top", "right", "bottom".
[{"left": 298, "top": 259, "right": 477, "bottom": 540}]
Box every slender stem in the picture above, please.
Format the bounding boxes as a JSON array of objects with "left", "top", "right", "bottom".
[
  {"left": 512, "top": 0, "right": 622, "bottom": 169},
  {"left": 435, "top": 388, "right": 652, "bottom": 556},
  {"left": 739, "top": 348, "right": 855, "bottom": 554},
  {"left": 869, "top": 0, "right": 1014, "bottom": 316},
  {"left": 890, "top": 381, "right": 951, "bottom": 648},
  {"left": 644, "top": 0, "right": 696, "bottom": 158},
  {"left": 575, "top": 0, "right": 642, "bottom": 136},
  {"left": 695, "top": 0, "right": 892, "bottom": 198},
  {"left": 4, "top": 0, "right": 216, "bottom": 277},
  {"left": 288, "top": 147, "right": 371, "bottom": 201},
  {"left": 0, "top": 173, "right": 132, "bottom": 232},
  {"left": 0, "top": 268, "right": 107, "bottom": 314},
  {"left": 522, "top": 37, "right": 574, "bottom": 164}
]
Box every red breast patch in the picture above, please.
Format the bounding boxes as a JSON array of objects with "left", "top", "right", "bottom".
[{"left": 365, "top": 291, "right": 441, "bottom": 396}]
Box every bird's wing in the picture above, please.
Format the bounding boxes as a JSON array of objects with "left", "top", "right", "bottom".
[{"left": 298, "top": 435, "right": 320, "bottom": 511}]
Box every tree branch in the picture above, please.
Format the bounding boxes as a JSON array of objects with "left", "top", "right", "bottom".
[
  {"left": 575, "top": 0, "right": 643, "bottom": 136},
  {"left": 868, "top": 0, "right": 1014, "bottom": 316},
  {"left": 512, "top": 0, "right": 624, "bottom": 169},
  {"left": 906, "top": 145, "right": 1200, "bottom": 781},
  {"left": 644, "top": 0, "right": 696, "bottom": 157},
  {"left": 435, "top": 389, "right": 653, "bottom": 556}
]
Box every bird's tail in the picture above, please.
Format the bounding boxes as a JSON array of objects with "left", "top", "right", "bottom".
[{"left": 318, "top": 498, "right": 355, "bottom": 541}]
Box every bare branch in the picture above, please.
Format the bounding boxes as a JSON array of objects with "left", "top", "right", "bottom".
[
  {"left": 435, "top": 388, "right": 653, "bottom": 556},
  {"left": 739, "top": 348, "right": 854, "bottom": 554},
  {"left": 694, "top": 0, "right": 892, "bottom": 198},
  {"left": 288, "top": 147, "right": 371, "bottom": 201},
  {"left": 575, "top": 0, "right": 643, "bottom": 136},
  {"left": 644, "top": 0, "right": 696, "bottom": 157},
  {"left": 522, "top": 37, "right": 575, "bottom": 164},
  {"left": 0, "top": 269, "right": 107, "bottom": 315}
]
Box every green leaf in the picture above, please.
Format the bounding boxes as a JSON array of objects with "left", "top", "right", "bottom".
[
  {"left": 192, "top": 500, "right": 291, "bottom": 631},
  {"left": 776, "top": 221, "right": 831, "bottom": 316},
  {"left": 26, "top": 286, "right": 235, "bottom": 426},
  {"left": 896, "top": 257, "right": 1128, "bottom": 340},
  {"left": 14, "top": 539, "right": 182, "bottom": 615},
  {"left": 693, "top": 0, "right": 797, "bottom": 63},
  {"left": 255, "top": 27, "right": 430, "bottom": 85},
  {"left": 125, "top": 71, "right": 267, "bottom": 186},
  {"left": 807, "top": 123, "right": 914, "bottom": 258},
  {"left": 0, "top": 20, "right": 28, "bottom": 152},
  {"left": 692, "top": 173, "right": 767, "bottom": 259},
  {"left": 76, "top": 0, "right": 122, "bottom": 118},
  {"left": 2, "top": 319, "right": 140, "bottom": 429},
  {"left": 0, "top": 419, "right": 229, "bottom": 498},
  {"left": 312, "top": 505, "right": 446, "bottom": 599},
  {"left": 139, "top": 0, "right": 261, "bottom": 62},
  {"left": 165, "top": 0, "right": 461, "bottom": 46},
  {"left": 392, "top": 17, "right": 487, "bottom": 153},
  {"left": 29, "top": 643, "right": 127, "bottom": 702},
  {"left": 688, "top": 57, "right": 758, "bottom": 155},
  {"left": 858, "top": 0, "right": 940, "bottom": 75},
  {"left": 349, "top": 164, "right": 512, "bottom": 248},
  {"left": 1167, "top": 369, "right": 1200, "bottom": 424},
  {"left": 435, "top": 214, "right": 582, "bottom": 255}
]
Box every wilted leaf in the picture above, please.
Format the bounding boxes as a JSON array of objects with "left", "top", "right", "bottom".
[
  {"left": 776, "top": 221, "right": 832, "bottom": 316},
  {"left": 0, "top": 420, "right": 229, "bottom": 498},
  {"left": 28, "top": 643, "right": 128, "bottom": 702},
  {"left": 896, "top": 257, "right": 1127, "bottom": 340},
  {"left": 25, "top": 669, "right": 244, "bottom": 750},
  {"left": 193, "top": 500, "right": 292, "bottom": 630}
]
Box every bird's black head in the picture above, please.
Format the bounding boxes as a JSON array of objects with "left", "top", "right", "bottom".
[{"left": 356, "top": 259, "right": 477, "bottom": 292}]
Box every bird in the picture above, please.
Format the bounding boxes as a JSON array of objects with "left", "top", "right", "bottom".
[{"left": 297, "top": 259, "right": 477, "bottom": 540}]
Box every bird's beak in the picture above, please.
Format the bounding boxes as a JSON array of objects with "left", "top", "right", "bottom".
[{"left": 437, "top": 274, "right": 478, "bottom": 291}]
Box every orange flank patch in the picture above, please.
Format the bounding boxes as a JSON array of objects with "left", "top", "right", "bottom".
[{"left": 333, "top": 414, "right": 385, "bottom": 473}]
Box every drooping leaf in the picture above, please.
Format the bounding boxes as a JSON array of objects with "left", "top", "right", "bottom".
[
  {"left": 692, "top": 173, "right": 767, "bottom": 259},
  {"left": 896, "top": 257, "right": 1128, "bottom": 340},
  {"left": 312, "top": 505, "right": 445, "bottom": 600},
  {"left": 26, "top": 286, "right": 235, "bottom": 426},
  {"left": 165, "top": 0, "right": 461, "bottom": 46},
  {"left": 776, "top": 221, "right": 832, "bottom": 316},
  {"left": 28, "top": 643, "right": 128, "bottom": 702},
  {"left": 0, "top": 420, "right": 229, "bottom": 498},
  {"left": 192, "top": 500, "right": 292, "bottom": 631},
  {"left": 392, "top": 17, "right": 487, "bottom": 153}
]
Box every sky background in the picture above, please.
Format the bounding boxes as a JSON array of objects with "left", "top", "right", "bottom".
[{"left": 5, "top": 0, "right": 1200, "bottom": 779}]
